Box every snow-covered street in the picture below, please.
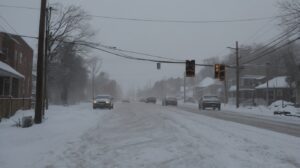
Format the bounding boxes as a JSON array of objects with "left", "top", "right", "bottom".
[{"left": 1, "top": 102, "right": 300, "bottom": 168}]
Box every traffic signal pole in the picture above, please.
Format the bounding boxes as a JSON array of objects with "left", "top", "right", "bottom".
[
  {"left": 236, "top": 41, "right": 240, "bottom": 108},
  {"left": 35, "top": 0, "right": 47, "bottom": 124}
]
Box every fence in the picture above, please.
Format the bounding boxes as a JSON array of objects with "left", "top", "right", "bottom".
[{"left": 0, "top": 97, "right": 32, "bottom": 118}]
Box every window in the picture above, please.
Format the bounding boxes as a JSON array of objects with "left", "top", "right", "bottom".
[
  {"left": 19, "top": 52, "right": 23, "bottom": 64},
  {"left": 0, "top": 47, "right": 8, "bottom": 60},
  {"left": 3, "top": 77, "right": 10, "bottom": 96},
  {"left": 0, "top": 77, "right": 3, "bottom": 95},
  {"left": 14, "top": 50, "right": 18, "bottom": 67}
]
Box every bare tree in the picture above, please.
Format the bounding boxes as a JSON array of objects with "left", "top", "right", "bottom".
[
  {"left": 86, "top": 56, "right": 102, "bottom": 99},
  {"left": 278, "top": 0, "right": 300, "bottom": 33},
  {"left": 48, "top": 3, "right": 96, "bottom": 62},
  {"left": 47, "top": 3, "right": 96, "bottom": 105}
]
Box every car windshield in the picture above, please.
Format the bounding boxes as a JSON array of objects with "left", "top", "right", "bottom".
[
  {"left": 203, "top": 96, "right": 219, "bottom": 101},
  {"left": 3, "top": 1, "right": 300, "bottom": 167},
  {"left": 95, "top": 95, "right": 111, "bottom": 99}
]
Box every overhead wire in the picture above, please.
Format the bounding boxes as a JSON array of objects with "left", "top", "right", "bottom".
[
  {"left": 89, "top": 15, "right": 279, "bottom": 24},
  {"left": 0, "top": 15, "right": 18, "bottom": 34},
  {"left": 241, "top": 36, "right": 300, "bottom": 64},
  {"left": 0, "top": 4, "right": 286, "bottom": 24},
  {"left": 98, "top": 44, "right": 183, "bottom": 61},
  {"left": 0, "top": 4, "right": 39, "bottom": 10}
]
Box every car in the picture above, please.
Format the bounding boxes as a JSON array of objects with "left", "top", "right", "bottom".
[
  {"left": 139, "top": 98, "right": 146, "bottom": 102},
  {"left": 145, "top": 97, "right": 156, "bottom": 104},
  {"left": 93, "top": 95, "right": 114, "bottom": 109},
  {"left": 162, "top": 97, "right": 178, "bottom": 106},
  {"left": 122, "top": 99, "right": 130, "bottom": 103},
  {"left": 185, "top": 97, "right": 196, "bottom": 103},
  {"left": 199, "top": 95, "right": 221, "bottom": 110}
]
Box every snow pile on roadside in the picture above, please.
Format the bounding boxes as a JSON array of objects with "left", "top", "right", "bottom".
[
  {"left": 269, "top": 100, "right": 300, "bottom": 115},
  {"left": 222, "top": 100, "right": 300, "bottom": 116},
  {"left": 0, "top": 103, "right": 107, "bottom": 168}
]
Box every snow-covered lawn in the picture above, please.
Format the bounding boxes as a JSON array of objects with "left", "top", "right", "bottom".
[
  {"left": 1, "top": 102, "right": 300, "bottom": 168},
  {"left": 0, "top": 103, "right": 107, "bottom": 168}
]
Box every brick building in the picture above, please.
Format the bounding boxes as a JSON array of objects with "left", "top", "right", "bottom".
[{"left": 0, "top": 32, "right": 33, "bottom": 118}]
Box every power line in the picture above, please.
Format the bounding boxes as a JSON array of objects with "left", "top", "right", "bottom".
[
  {"left": 0, "top": 15, "right": 18, "bottom": 34},
  {"left": 0, "top": 4, "right": 39, "bottom": 10},
  {"left": 71, "top": 42, "right": 213, "bottom": 66},
  {"left": 242, "top": 17, "right": 278, "bottom": 44},
  {"left": 242, "top": 36, "right": 300, "bottom": 64},
  {"left": 0, "top": 4, "right": 284, "bottom": 24},
  {"left": 98, "top": 44, "right": 183, "bottom": 61},
  {"left": 90, "top": 15, "right": 279, "bottom": 24},
  {"left": 247, "top": 23, "right": 299, "bottom": 56}
]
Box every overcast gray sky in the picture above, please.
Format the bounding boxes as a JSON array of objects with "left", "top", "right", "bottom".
[{"left": 0, "top": 0, "right": 284, "bottom": 92}]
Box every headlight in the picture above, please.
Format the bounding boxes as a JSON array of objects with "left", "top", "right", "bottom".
[
  {"left": 105, "top": 101, "right": 110, "bottom": 104},
  {"left": 93, "top": 100, "right": 97, "bottom": 103}
]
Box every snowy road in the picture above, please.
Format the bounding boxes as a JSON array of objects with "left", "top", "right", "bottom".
[
  {"left": 37, "top": 102, "right": 300, "bottom": 168},
  {"left": 178, "top": 104, "right": 300, "bottom": 137}
]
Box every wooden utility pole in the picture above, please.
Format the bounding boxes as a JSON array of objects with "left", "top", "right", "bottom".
[
  {"left": 184, "top": 71, "right": 186, "bottom": 102},
  {"left": 236, "top": 41, "right": 240, "bottom": 108},
  {"left": 35, "top": 0, "right": 47, "bottom": 124}
]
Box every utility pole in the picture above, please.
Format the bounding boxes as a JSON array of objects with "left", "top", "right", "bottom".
[
  {"left": 35, "top": 0, "right": 47, "bottom": 124},
  {"left": 224, "top": 67, "right": 228, "bottom": 104},
  {"left": 266, "top": 62, "right": 270, "bottom": 106},
  {"left": 44, "top": 6, "right": 52, "bottom": 110},
  {"left": 184, "top": 71, "right": 186, "bottom": 102},
  {"left": 236, "top": 41, "right": 240, "bottom": 108}
]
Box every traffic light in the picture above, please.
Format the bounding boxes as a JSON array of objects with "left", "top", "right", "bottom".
[
  {"left": 219, "top": 64, "right": 225, "bottom": 81},
  {"left": 157, "top": 63, "right": 161, "bottom": 70},
  {"left": 186, "top": 60, "right": 195, "bottom": 77},
  {"left": 214, "top": 64, "right": 220, "bottom": 79},
  {"left": 214, "top": 64, "right": 225, "bottom": 81}
]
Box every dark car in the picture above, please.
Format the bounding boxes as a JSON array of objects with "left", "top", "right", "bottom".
[
  {"left": 162, "top": 97, "right": 178, "bottom": 106},
  {"left": 146, "top": 97, "right": 156, "bottom": 104},
  {"left": 122, "top": 99, "right": 130, "bottom": 103},
  {"left": 199, "top": 96, "right": 221, "bottom": 110},
  {"left": 93, "top": 95, "right": 114, "bottom": 109},
  {"left": 185, "top": 97, "right": 196, "bottom": 103}
]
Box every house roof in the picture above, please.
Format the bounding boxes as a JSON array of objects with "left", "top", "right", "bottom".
[
  {"left": 0, "top": 60, "right": 24, "bottom": 78},
  {"left": 229, "top": 85, "right": 254, "bottom": 92},
  {"left": 198, "top": 77, "right": 221, "bottom": 88},
  {"left": 256, "top": 76, "right": 289, "bottom": 89},
  {"left": 240, "top": 75, "right": 265, "bottom": 80},
  {"left": 0, "top": 32, "right": 33, "bottom": 52}
]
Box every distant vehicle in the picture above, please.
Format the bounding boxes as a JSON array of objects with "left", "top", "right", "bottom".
[
  {"left": 93, "top": 95, "right": 114, "bottom": 109},
  {"left": 185, "top": 97, "right": 196, "bottom": 103},
  {"left": 139, "top": 98, "right": 146, "bottom": 102},
  {"left": 162, "top": 97, "right": 178, "bottom": 106},
  {"left": 146, "top": 97, "right": 156, "bottom": 104},
  {"left": 122, "top": 99, "right": 130, "bottom": 103},
  {"left": 199, "top": 95, "right": 221, "bottom": 110}
]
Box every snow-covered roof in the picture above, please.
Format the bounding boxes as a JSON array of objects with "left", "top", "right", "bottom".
[
  {"left": 229, "top": 85, "right": 254, "bottom": 92},
  {"left": 229, "top": 85, "right": 236, "bottom": 92},
  {"left": 0, "top": 61, "right": 24, "bottom": 78},
  {"left": 240, "top": 75, "right": 265, "bottom": 80},
  {"left": 256, "top": 76, "right": 289, "bottom": 89},
  {"left": 198, "top": 77, "right": 220, "bottom": 88}
]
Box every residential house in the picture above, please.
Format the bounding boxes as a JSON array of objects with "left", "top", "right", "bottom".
[
  {"left": 255, "top": 76, "right": 293, "bottom": 105},
  {"left": 193, "top": 77, "right": 224, "bottom": 101},
  {"left": 0, "top": 32, "right": 33, "bottom": 118},
  {"left": 228, "top": 75, "right": 265, "bottom": 105}
]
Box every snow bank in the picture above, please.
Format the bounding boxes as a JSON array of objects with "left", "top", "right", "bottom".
[{"left": 0, "top": 103, "right": 108, "bottom": 168}]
